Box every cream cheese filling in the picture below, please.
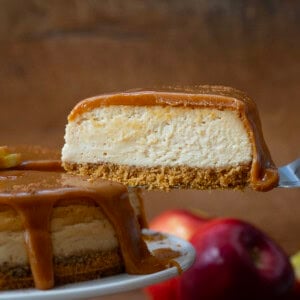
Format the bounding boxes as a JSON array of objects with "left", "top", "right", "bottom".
[
  {"left": 0, "top": 218, "right": 118, "bottom": 266},
  {"left": 62, "top": 106, "right": 252, "bottom": 168}
]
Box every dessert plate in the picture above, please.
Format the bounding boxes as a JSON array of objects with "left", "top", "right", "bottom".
[{"left": 0, "top": 230, "right": 195, "bottom": 300}]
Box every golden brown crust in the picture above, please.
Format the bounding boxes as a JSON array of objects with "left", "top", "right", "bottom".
[
  {"left": 63, "top": 162, "right": 251, "bottom": 191},
  {"left": 0, "top": 249, "right": 123, "bottom": 290}
]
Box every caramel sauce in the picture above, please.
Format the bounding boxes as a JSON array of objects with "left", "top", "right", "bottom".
[
  {"left": 143, "top": 231, "right": 166, "bottom": 242},
  {"left": 16, "top": 197, "right": 54, "bottom": 289},
  {"left": 143, "top": 233, "right": 183, "bottom": 275},
  {"left": 68, "top": 86, "right": 279, "bottom": 191},
  {"left": 152, "top": 249, "right": 183, "bottom": 275},
  {"left": 132, "top": 188, "right": 149, "bottom": 229},
  {"left": 0, "top": 168, "right": 167, "bottom": 289}
]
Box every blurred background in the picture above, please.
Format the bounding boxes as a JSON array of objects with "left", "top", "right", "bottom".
[{"left": 0, "top": 1, "right": 299, "bottom": 299}]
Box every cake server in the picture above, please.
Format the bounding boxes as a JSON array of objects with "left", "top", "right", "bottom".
[{"left": 278, "top": 158, "right": 300, "bottom": 188}]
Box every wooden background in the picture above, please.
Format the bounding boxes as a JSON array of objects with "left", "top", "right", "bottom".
[{"left": 0, "top": 1, "right": 299, "bottom": 299}]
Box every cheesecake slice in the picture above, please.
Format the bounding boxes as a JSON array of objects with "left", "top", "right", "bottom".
[
  {"left": 62, "top": 86, "right": 278, "bottom": 191},
  {"left": 0, "top": 169, "right": 162, "bottom": 290}
]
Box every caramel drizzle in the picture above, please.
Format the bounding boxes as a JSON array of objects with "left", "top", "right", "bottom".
[
  {"left": 93, "top": 191, "right": 165, "bottom": 274},
  {"left": 0, "top": 173, "right": 167, "bottom": 289},
  {"left": 13, "top": 198, "right": 54, "bottom": 289},
  {"left": 68, "top": 86, "right": 279, "bottom": 191}
]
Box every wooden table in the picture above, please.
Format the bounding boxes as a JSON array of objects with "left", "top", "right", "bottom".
[{"left": 0, "top": 1, "right": 299, "bottom": 299}]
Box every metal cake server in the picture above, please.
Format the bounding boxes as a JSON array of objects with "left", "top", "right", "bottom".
[{"left": 278, "top": 158, "right": 300, "bottom": 188}]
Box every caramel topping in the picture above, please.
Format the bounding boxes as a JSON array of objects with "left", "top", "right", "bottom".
[
  {"left": 152, "top": 248, "right": 183, "bottom": 274},
  {"left": 68, "top": 86, "right": 278, "bottom": 191},
  {"left": 0, "top": 170, "right": 168, "bottom": 289},
  {"left": 16, "top": 198, "right": 54, "bottom": 290}
]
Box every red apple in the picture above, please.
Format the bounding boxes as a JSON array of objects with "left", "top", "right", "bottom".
[
  {"left": 178, "top": 218, "right": 295, "bottom": 300},
  {"left": 145, "top": 277, "right": 180, "bottom": 300},
  {"left": 150, "top": 209, "right": 209, "bottom": 240}
]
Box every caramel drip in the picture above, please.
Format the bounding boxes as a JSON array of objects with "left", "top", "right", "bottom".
[
  {"left": 0, "top": 170, "right": 167, "bottom": 289},
  {"left": 13, "top": 198, "right": 55, "bottom": 289},
  {"left": 94, "top": 191, "right": 165, "bottom": 274},
  {"left": 169, "top": 259, "right": 183, "bottom": 275},
  {"left": 129, "top": 187, "right": 148, "bottom": 229},
  {"left": 68, "top": 86, "right": 279, "bottom": 191},
  {"left": 152, "top": 248, "right": 183, "bottom": 274}
]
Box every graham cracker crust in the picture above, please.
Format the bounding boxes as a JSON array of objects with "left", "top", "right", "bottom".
[
  {"left": 63, "top": 162, "right": 251, "bottom": 190},
  {"left": 0, "top": 249, "right": 123, "bottom": 290}
]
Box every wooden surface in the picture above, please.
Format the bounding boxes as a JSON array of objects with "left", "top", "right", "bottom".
[{"left": 0, "top": 1, "right": 300, "bottom": 299}]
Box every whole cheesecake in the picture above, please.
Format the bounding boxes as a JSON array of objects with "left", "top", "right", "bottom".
[
  {"left": 62, "top": 86, "right": 279, "bottom": 191},
  {"left": 0, "top": 146, "right": 167, "bottom": 290}
]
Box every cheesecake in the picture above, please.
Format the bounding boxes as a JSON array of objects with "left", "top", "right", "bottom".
[
  {"left": 0, "top": 146, "right": 167, "bottom": 290},
  {"left": 62, "top": 86, "right": 279, "bottom": 191}
]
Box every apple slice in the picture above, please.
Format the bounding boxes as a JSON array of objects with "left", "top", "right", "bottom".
[
  {"left": 291, "top": 251, "right": 300, "bottom": 298},
  {"left": 291, "top": 251, "right": 300, "bottom": 282},
  {"left": 0, "top": 146, "right": 21, "bottom": 169}
]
